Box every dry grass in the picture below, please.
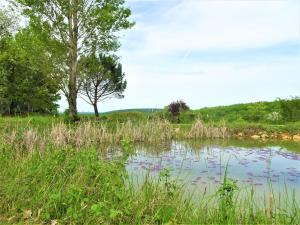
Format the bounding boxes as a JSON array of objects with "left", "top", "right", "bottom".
[
  {"left": 22, "top": 129, "right": 39, "bottom": 152},
  {"left": 50, "top": 122, "right": 70, "bottom": 147},
  {"left": 0, "top": 119, "right": 229, "bottom": 151},
  {"left": 188, "top": 120, "right": 229, "bottom": 139}
]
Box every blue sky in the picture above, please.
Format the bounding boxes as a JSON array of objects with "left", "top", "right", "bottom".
[{"left": 60, "top": 0, "right": 300, "bottom": 112}]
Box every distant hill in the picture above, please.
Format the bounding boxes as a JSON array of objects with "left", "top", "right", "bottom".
[
  {"left": 80, "top": 108, "right": 162, "bottom": 115},
  {"left": 78, "top": 97, "right": 300, "bottom": 123}
]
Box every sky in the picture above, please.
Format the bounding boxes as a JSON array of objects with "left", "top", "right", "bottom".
[{"left": 59, "top": 0, "right": 300, "bottom": 112}]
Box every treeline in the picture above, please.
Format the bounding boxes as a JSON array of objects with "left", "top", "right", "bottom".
[
  {"left": 194, "top": 97, "right": 300, "bottom": 123},
  {"left": 0, "top": 1, "right": 133, "bottom": 118},
  {"left": 0, "top": 12, "right": 61, "bottom": 115},
  {"left": 279, "top": 97, "right": 300, "bottom": 122},
  {"left": 146, "top": 98, "right": 300, "bottom": 124}
]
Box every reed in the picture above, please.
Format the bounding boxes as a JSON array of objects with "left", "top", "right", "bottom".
[
  {"left": 0, "top": 119, "right": 178, "bottom": 151},
  {"left": 188, "top": 119, "right": 229, "bottom": 139}
]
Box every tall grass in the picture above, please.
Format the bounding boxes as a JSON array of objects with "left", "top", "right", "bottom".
[
  {"left": 0, "top": 143, "right": 298, "bottom": 224},
  {"left": 1, "top": 116, "right": 299, "bottom": 223},
  {"left": 188, "top": 119, "right": 229, "bottom": 139},
  {"left": 0, "top": 119, "right": 230, "bottom": 152}
]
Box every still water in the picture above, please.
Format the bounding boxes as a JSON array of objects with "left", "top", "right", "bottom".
[{"left": 125, "top": 140, "right": 300, "bottom": 200}]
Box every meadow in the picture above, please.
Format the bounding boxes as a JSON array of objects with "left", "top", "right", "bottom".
[
  {"left": 1, "top": 1, "right": 299, "bottom": 223},
  {"left": 0, "top": 114, "right": 299, "bottom": 224}
]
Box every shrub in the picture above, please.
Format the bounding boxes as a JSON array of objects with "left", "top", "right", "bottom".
[{"left": 168, "top": 100, "right": 189, "bottom": 117}]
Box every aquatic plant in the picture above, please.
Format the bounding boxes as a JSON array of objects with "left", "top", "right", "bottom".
[
  {"left": 217, "top": 166, "right": 239, "bottom": 222},
  {"left": 159, "top": 168, "right": 176, "bottom": 197}
]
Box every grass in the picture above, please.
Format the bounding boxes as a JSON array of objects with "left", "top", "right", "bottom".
[
  {"left": 0, "top": 118, "right": 232, "bottom": 153},
  {"left": 0, "top": 115, "right": 299, "bottom": 152},
  {"left": 0, "top": 140, "right": 299, "bottom": 224},
  {"left": 0, "top": 115, "right": 299, "bottom": 223},
  {"left": 85, "top": 98, "right": 300, "bottom": 136},
  {"left": 226, "top": 121, "right": 300, "bottom": 135},
  {"left": 3, "top": 101, "right": 300, "bottom": 137}
]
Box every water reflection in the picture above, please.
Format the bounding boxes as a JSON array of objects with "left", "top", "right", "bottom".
[{"left": 125, "top": 140, "right": 300, "bottom": 200}]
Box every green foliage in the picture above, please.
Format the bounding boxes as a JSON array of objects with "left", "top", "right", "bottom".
[
  {"left": 0, "top": 143, "right": 298, "bottom": 224},
  {"left": 0, "top": 10, "right": 13, "bottom": 39},
  {"left": 266, "top": 112, "right": 282, "bottom": 122},
  {"left": 0, "top": 148, "right": 128, "bottom": 224},
  {"left": 194, "top": 99, "right": 300, "bottom": 124},
  {"left": 79, "top": 53, "right": 127, "bottom": 117},
  {"left": 159, "top": 168, "right": 177, "bottom": 197},
  {"left": 101, "top": 108, "right": 162, "bottom": 115},
  {"left": 157, "top": 101, "right": 193, "bottom": 124},
  {"left": 154, "top": 98, "right": 300, "bottom": 125},
  {"left": 0, "top": 9, "right": 18, "bottom": 50},
  {"left": 0, "top": 26, "right": 60, "bottom": 115},
  {"left": 99, "top": 111, "right": 147, "bottom": 123},
  {"left": 120, "top": 138, "right": 134, "bottom": 157},
  {"left": 217, "top": 166, "right": 239, "bottom": 222},
  {"left": 0, "top": 120, "right": 299, "bottom": 224},
  {"left": 13, "top": 0, "right": 134, "bottom": 54},
  {"left": 13, "top": 0, "right": 134, "bottom": 120},
  {"left": 278, "top": 97, "right": 300, "bottom": 122},
  {"left": 177, "top": 110, "right": 197, "bottom": 124},
  {"left": 154, "top": 109, "right": 197, "bottom": 124},
  {"left": 243, "top": 102, "right": 268, "bottom": 122}
]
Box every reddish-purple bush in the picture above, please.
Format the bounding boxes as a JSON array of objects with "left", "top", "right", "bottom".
[{"left": 168, "top": 100, "right": 189, "bottom": 117}]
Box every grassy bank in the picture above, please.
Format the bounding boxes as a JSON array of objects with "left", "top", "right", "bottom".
[
  {"left": 0, "top": 142, "right": 299, "bottom": 224},
  {"left": 0, "top": 117, "right": 231, "bottom": 153},
  {"left": 1, "top": 97, "right": 300, "bottom": 137},
  {"left": 1, "top": 115, "right": 300, "bottom": 146},
  {"left": 91, "top": 98, "right": 300, "bottom": 137},
  {"left": 86, "top": 98, "right": 300, "bottom": 138},
  {"left": 0, "top": 116, "right": 299, "bottom": 224}
]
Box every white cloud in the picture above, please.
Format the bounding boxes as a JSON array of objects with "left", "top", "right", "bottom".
[
  {"left": 123, "top": 0, "right": 300, "bottom": 57},
  {"left": 117, "top": 60, "right": 300, "bottom": 110},
  {"left": 60, "top": 0, "right": 300, "bottom": 112}
]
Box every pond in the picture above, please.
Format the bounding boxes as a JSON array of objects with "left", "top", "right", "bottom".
[{"left": 125, "top": 140, "right": 300, "bottom": 202}]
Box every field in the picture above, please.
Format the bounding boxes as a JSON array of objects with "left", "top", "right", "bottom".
[{"left": 0, "top": 113, "right": 299, "bottom": 224}]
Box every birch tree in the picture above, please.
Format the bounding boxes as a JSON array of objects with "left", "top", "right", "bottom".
[{"left": 12, "top": 0, "right": 134, "bottom": 121}]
